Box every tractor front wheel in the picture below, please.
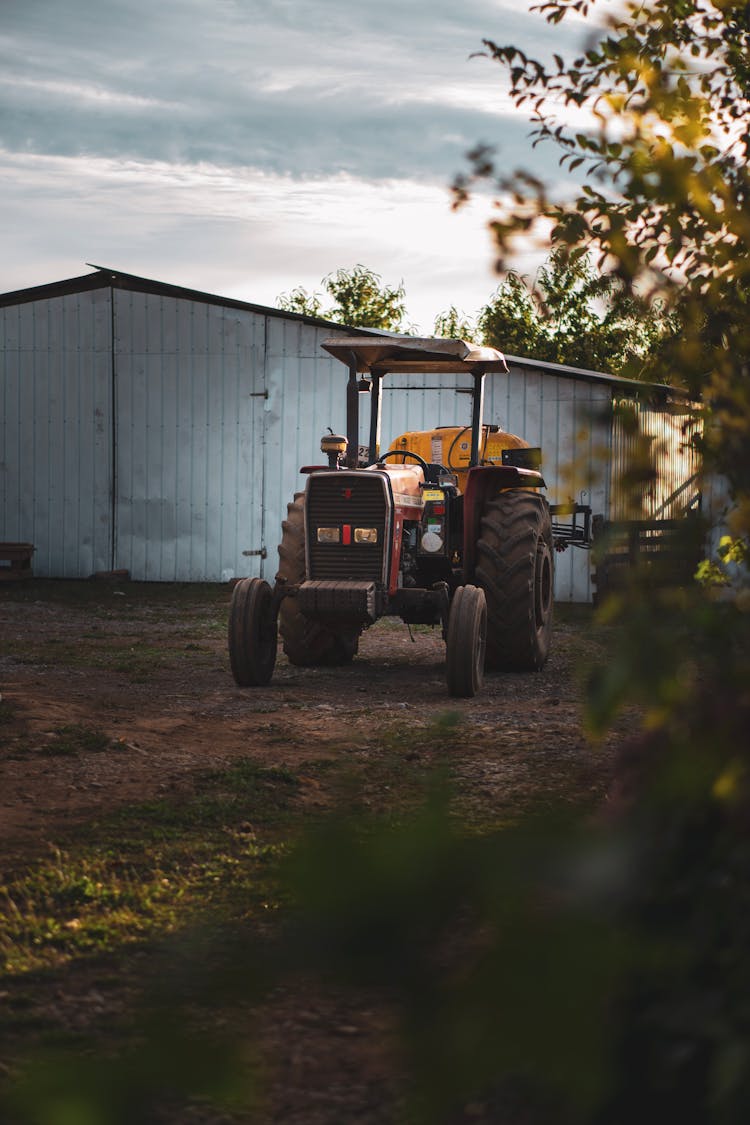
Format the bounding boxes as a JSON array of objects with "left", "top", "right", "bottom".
[
  {"left": 228, "top": 577, "right": 278, "bottom": 686},
  {"left": 446, "top": 584, "right": 487, "bottom": 698},
  {"left": 475, "top": 490, "right": 553, "bottom": 672},
  {"left": 276, "top": 494, "right": 360, "bottom": 666}
]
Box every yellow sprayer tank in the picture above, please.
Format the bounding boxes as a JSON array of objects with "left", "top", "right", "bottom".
[{"left": 387, "top": 425, "right": 530, "bottom": 494}]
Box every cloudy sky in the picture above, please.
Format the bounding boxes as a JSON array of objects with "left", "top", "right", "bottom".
[{"left": 1, "top": 0, "right": 613, "bottom": 331}]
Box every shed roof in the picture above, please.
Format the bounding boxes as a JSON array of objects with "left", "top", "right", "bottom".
[{"left": 0, "top": 264, "right": 372, "bottom": 334}]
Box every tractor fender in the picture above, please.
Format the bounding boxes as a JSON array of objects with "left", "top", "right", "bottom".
[{"left": 462, "top": 465, "right": 546, "bottom": 581}]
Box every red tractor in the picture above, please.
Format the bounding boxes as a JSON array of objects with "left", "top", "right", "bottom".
[{"left": 228, "top": 337, "right": 554, "bottom": 698}]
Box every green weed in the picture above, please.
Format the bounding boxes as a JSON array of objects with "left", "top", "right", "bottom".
[
  {"left": 0, "top": 759, "right": 302, "bottom": 971},
  {"left": 0, "top": 700, "right": 16, "bottom": 724},
  {"left": 48, "top": 724, "right": 111, "bottom": 757}
]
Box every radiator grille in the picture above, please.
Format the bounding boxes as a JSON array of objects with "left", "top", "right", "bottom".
[{"left": 307, "top": 474, "right": 389, "bottom": 582}]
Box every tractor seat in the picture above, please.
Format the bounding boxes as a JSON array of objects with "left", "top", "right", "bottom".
[{"left": 425, "top": 463, "right": 457, "bottom": 487}]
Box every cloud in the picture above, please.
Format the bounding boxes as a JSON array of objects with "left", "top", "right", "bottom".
[
  {"left": 0, "top": 147, "right": 511, "bottom": 329},
  {"left": 0, "top": 0, "right": 605, "bottom": 323},
  {"left": 0, "top": 0, "right": 585, "bottom": 183}
]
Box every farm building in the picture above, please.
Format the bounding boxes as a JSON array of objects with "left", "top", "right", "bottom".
[{"left": 0, "top": 266, "right": 699, "bottom": 601}]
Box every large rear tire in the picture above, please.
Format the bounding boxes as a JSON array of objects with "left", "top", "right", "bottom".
[
  {"left": 475, "top": 490, "right": 553, "bottom": 672},
  {"left": 446, "top": 584, "right": 487, "bottom": 698},
  {"left": 228, "top": 577, "right": 278, "bottom": 686},
  {"left": 276, "top": 494, "right": 360, "bottom": 666}
]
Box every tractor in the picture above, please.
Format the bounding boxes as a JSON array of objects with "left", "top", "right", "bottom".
[{"left": 228, "top": 336, "right": 555, "bottom": 698}]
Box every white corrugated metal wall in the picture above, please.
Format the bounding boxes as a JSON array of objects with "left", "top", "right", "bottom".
[{"left": 0, "top": 289, "right": 113, "bottom": 577}]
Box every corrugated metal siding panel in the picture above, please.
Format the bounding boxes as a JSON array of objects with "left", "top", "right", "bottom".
[
  {"left": 487, "top": 362, "right": 611, "bottom": 603},
  {"left": 0, "top": 290, "right": 112, "bottom": 576},
  {"left": 113, "top": 291, "right": 266, "bottom": 582},
  {"left": 379, "top": 373, "right": 473, "bottom": 443},
  {"left": 610, "top": 397, "right": 701, "bottom": 520},
  {"left": 375, "top": 362, "right": 610, "bottom": 602}
]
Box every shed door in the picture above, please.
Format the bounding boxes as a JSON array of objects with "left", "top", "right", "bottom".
[{"left": 112, "top": 292, "right": 267, "bottom": 581}]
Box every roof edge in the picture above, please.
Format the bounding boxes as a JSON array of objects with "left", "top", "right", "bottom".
[
  {"left": 0, "top": 264, "right": 374, "bottom": 334},
  {"left": 0, "top": 270, "right": 110, "bottom": 308},
  {"left": 503, "top": 351, "right": 693, "bottom": 400}
]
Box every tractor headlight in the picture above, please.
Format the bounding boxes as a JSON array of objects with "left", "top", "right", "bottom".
[
  {"left": 354, "top": 527, "right": 378, "bottom": 544},
  {"left": 316, "top": 527, "right": 340, "bottom": 543},
  {"left": 421, "top": 530, "right": 444, "bottom": 553}
]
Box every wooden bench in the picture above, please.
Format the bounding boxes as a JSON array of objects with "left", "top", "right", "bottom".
[
  {"left": 592, "top": 515, "right": 703, "bottom": 602},
  {"left": 0, "top": 542, "right": 35, "bottom": 581}
]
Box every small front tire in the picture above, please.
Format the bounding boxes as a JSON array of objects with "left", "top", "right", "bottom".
[
  {"left": 228, "top": 577, "right": 278, "bottom": 686},
  {"left": 446, "top": 584, "right": 487, "bottom": 698}
]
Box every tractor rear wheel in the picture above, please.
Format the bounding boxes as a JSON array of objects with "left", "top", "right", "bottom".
[
  {"left": 475, "top": 490, "right": 553, "bottom": 672},
  {"left": 446, "top": 584, "right": 487, "bottom": 698},
  {"left": 228, "top": 577, "right": 278, "bottom": 686},
  {"left": 276, "top": 493, "right": 360, "bottom": 666}
]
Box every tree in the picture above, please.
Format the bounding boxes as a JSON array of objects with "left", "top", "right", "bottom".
[
  {"left": 477, "top": 245, "right": 676, "bottom": 375},
  {"left": 277, "top": 265, "right": 409, "bottom": 331},
  {"left": 323, "top": 264, "right": 408, "bottom": 331},
  {"left": 276, "top": 285, "right": 324, "bottom": 319},
  {"left": 432, "top": 305, "right": 478, "bottom": 341}
]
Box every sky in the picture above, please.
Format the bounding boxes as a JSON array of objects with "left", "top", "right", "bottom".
[{"left": 0, "top": 0, "right": 615, "bottom": 332}]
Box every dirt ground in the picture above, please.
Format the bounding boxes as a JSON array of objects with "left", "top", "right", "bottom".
[
  {"left": 0, "top": 581, "right": 618, "bottom": 856},
  {"left": 0, "top": 580, "right": 623, "bottom": 1124}
]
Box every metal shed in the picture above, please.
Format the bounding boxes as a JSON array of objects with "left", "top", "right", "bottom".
[{"left": 0, "top": 267, "right": 698, "bottom": 600}]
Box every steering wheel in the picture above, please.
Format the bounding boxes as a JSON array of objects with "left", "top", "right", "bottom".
[{"left": 376, "top": 450, "right": 430, "bottom": 472}]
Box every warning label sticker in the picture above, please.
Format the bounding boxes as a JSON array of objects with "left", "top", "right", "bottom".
[{"left": 430, "top": 436, "right": 443, "bottom": 463}]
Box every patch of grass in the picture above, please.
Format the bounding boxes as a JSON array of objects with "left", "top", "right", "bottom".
[
  {"left": 0, "top": 761, "right": 300, "bottom": 975},
  {"left": 381, "top": 709, "right": 464, "bottom": 757},
  {"left": 3, "top": 635, "right": 217, "bottom": 681},
  {"left": 0, "top": 579, "right": 229, "bottom": 611},
  {"left": 99, "top": 761, "right": 303, "bottom": 847},
  {"left": 0, "top": 699, "right": 16, "bottom": 724},
  {"left": 110, "top": 643, "right": 179, "bottom": 679},
  {"left": 0, "top": 849, "right": 194, "bottom": 974},
  {"left": 48, "top": 724, "right": 111, "bottom": 757}
]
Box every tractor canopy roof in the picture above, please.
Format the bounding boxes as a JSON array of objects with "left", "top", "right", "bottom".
[{"left": 322, "top": 336, "right": 509, "bottom": 376}]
